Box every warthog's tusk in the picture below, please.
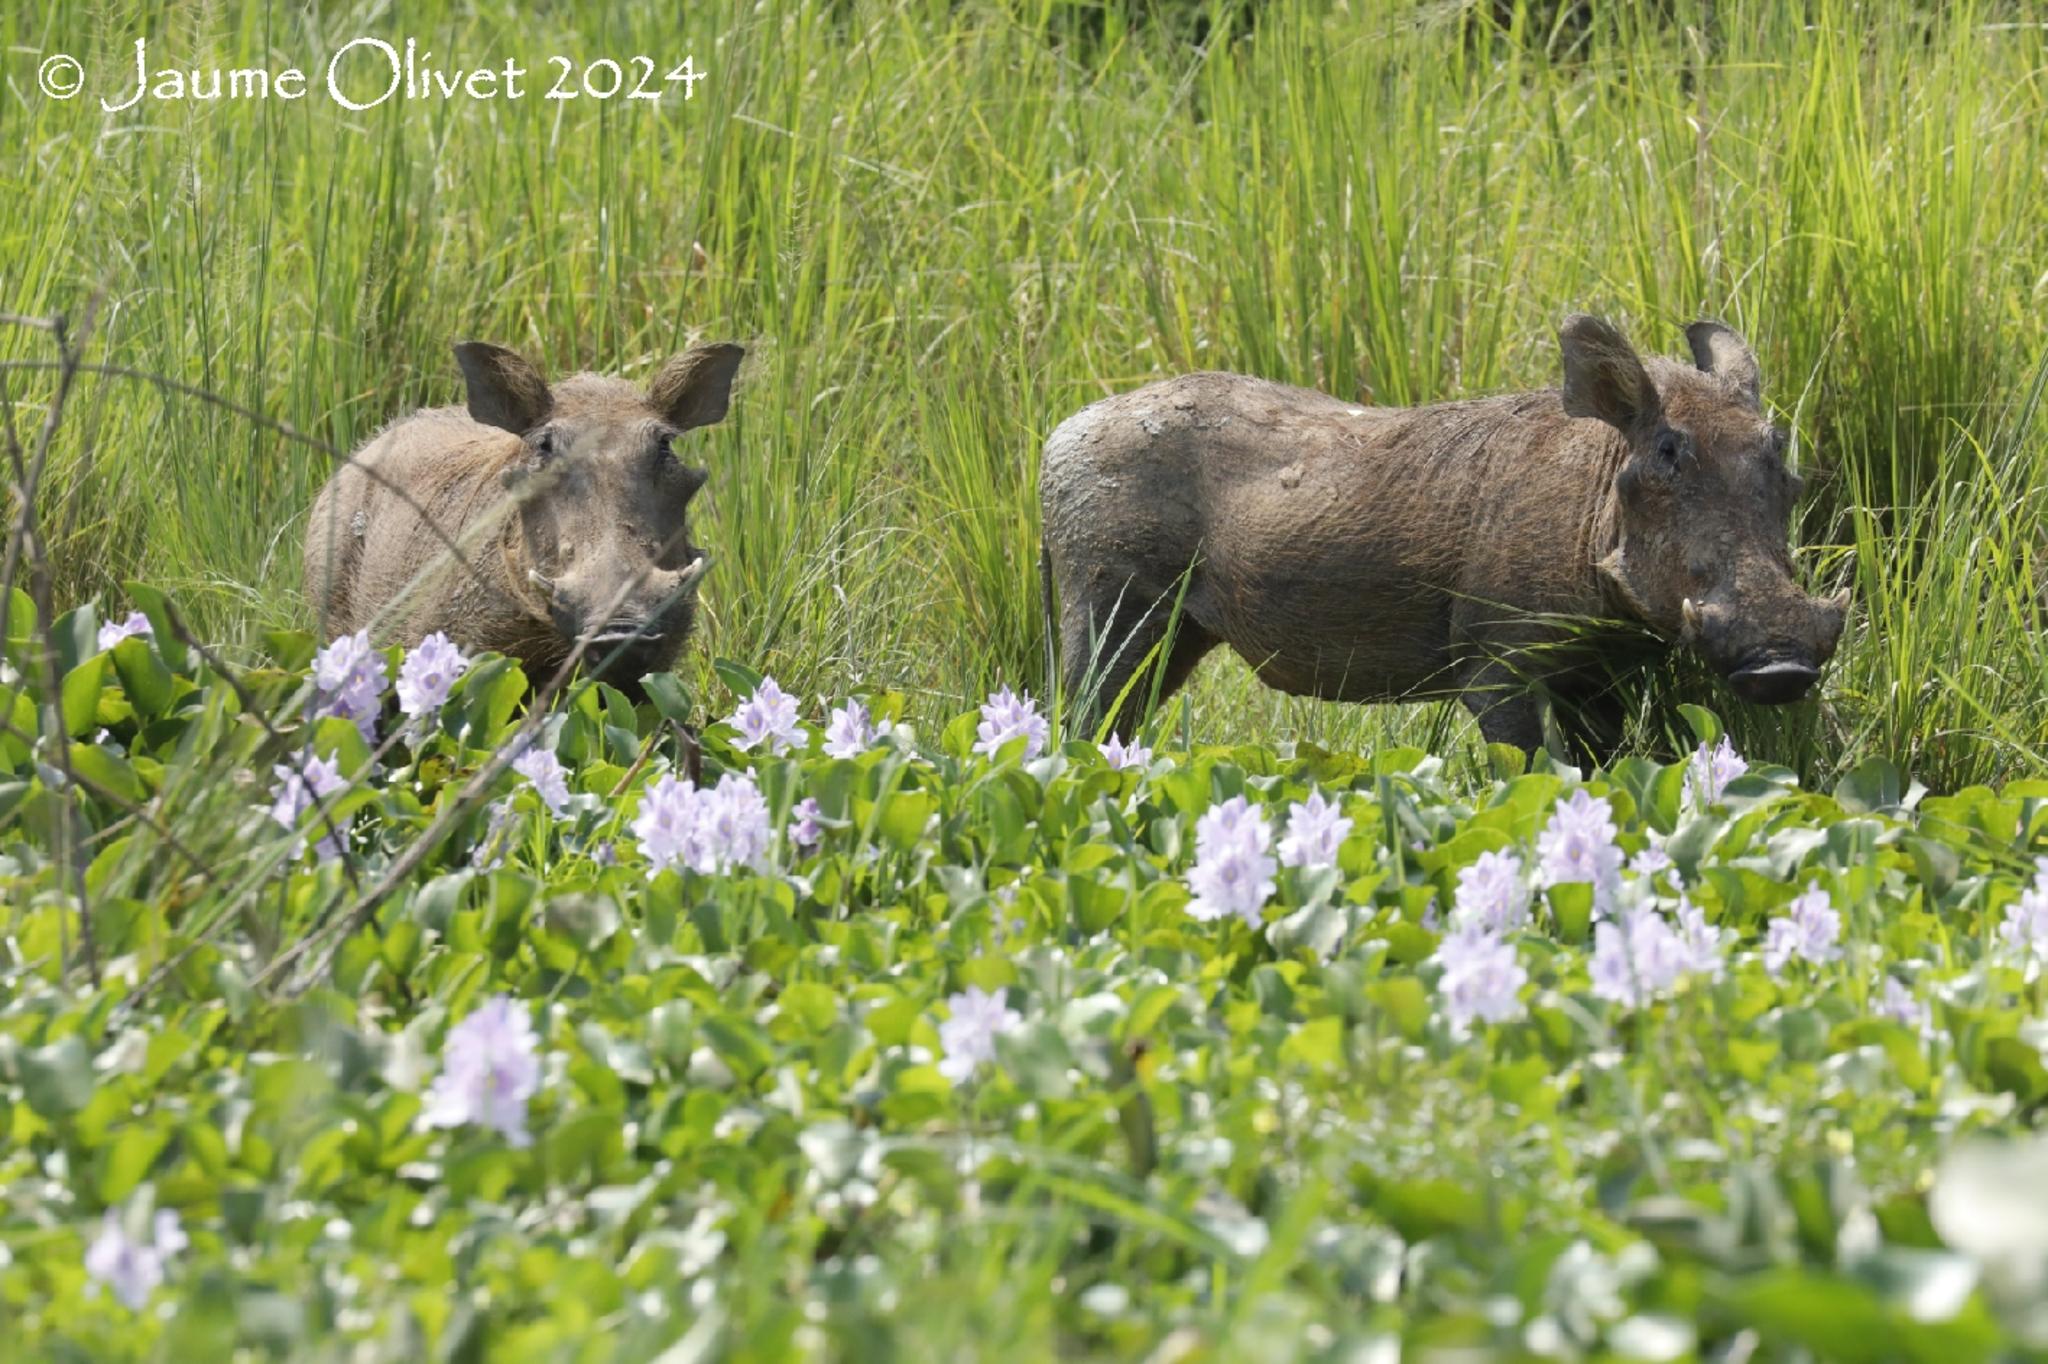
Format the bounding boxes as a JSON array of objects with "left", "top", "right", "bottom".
[
  {"left": 527, "top": 569, "right": 558, "bottom": 600},
  {"left": 676, "top": 553, "right": 711, "bottom": 592},
  {"left": 1825, "top": 587, "right": 1852, "bottom": 614},
  {"left": 1680, "top": 597, "right": 1703, "bottom": 641}
]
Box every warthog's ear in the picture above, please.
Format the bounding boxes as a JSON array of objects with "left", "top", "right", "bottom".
[
  {"left": 648, "top": 343, "right": 745, "bottom": 431},
  {"left": 1559, "top": 314, "right": 1660, "bottom": 436},
  {"left": 454, "top": 342, "right": 553, "bottom": 434},
  {"left": 1685, "top": 320, "right": 1762, "bottom": 409}
]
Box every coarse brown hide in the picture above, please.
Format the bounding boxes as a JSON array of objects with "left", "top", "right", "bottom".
[
  {"left": 304, "top": 341, "right": 743, "bottom": 692},
  {"left": 1039, "top": 315, "right": 1847, "bottom": 756}
]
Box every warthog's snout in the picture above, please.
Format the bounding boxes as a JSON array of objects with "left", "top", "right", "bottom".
[
  {"left": 547, "top": 550, "right": 710, "bottom": 658},
  {"left": 1684, "top": 587, "right": 1847, "bottom": 707},
  {"left": 1727, "top": 657, "right": 1822, "bottom": 706}
]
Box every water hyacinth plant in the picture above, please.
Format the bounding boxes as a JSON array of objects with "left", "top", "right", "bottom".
[
  {"left": 83, "top": 1207, "right": 186, "bottom": 1312},
  {"left": 936, "top": 986, "right": 1024, "bottom": 1084},
  {"left": 266, "top": 752, "right": 350, "bottom": 861},
  {"left": 95, "top": 612, "right": 152, "bottom": 652},
  {"left": 1536, "top": 788, "right": 1625, "bottom": 915},
  {"left": 1277, "top": 790, "right": 1351, "bottom": 871},
  {"left": 418, "top": 995, "right": 545, "bottom": 1147},
  {"left": 511, "top": 745, "right": 572, "bottom": 817},
  {"left": 2000, "top": 857, "right": 2048, "bottom": 959},
  {"left": 1429, "top": 923, "right": 1528, "bottom": 1035},
  {"left": 1100, "top": 733, "right": 1151, "bottom": 771},
  {"left": 1183, "top": 795, "right": 1278, "bottom": 927},
  {"left": 1762, "top": 882, "right": 1844, "bottom": 977},
  {"left": 396, "top": 631, "right": 470, "bottom": 720},
  {"left": 9, "top": 620, "right": 2048, "bottom": 1357},
  {"left": 788, "top": 796, "right": 825, "bottom": 854},
  {"left": 632, "top": 769, "right": 775, "bottom": 876},
  {"left": 1452, "top": 849, "right": 1532, "bottom": 933},
  {"left": 309, "top": 629, "right": 385, "bottom": 741},
  {"left": 822, "top": 698, "right": 890, "bottom": 759},
  {"left": 973, "top": 685, "right": 1050, "bottom": 760},
  {"left": 726, "top": 676, "right": 803, "bottom": 755}
]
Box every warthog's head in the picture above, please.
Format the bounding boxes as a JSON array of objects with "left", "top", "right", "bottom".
[
  {"left": 1560, "top": 314, "right": 1847, "bottom": 706},
  {"left": 454, "top": 339, "right": 743, "bottom": 681}
]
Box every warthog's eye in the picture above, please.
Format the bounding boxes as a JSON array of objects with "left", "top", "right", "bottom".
[
  {"left": 1654, "top": 429, "right": 1688, "bottom": 469},
  {"left": 533, "top": 429, "right": 559, "bottom": 463}
]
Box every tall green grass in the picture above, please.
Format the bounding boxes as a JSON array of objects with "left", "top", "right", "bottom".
[{"left": 4, "top": 0, "right": 2046, "bottom": 788}]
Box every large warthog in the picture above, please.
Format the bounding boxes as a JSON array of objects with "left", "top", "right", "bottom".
[
  {"left": 305, "top": 340, "right": 743, "bottom": 688},
  {"left": 1040, "top": 315, "right": 1848, "bottom": 755}
]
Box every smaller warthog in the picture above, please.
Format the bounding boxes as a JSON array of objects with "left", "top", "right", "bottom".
[
  {"left": 1040, "top": 315, "right": 1848, "bottom": 756},
  {"left": 304, "top": 340, "right": 742, "bottom": 689}
]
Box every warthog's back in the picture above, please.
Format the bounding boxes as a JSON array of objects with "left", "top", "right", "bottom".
[{"left": 1040, "top": 371, "right": 1608, "bottom": 702}]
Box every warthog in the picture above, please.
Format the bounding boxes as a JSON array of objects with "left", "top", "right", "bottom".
[
  {"left": 304, "top": 340, "right": 743, "bottom": 689},
  {"left": 1040, "top": 315, "right": 1848, "bottom": 756}
]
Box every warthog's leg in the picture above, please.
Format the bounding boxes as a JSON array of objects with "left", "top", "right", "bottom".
[
  {"left": 1057, "top": 580, "right": 1217, "bottom": 742},
  {"left": 1456, "top": 657, "right": 1545, "bottom": 754},
  {"left": 1548, "top": 683, "right": 1630, "bottom": 771},
  {"left": 1460, "top": 656, "right": 1634, "bottom": 768}
]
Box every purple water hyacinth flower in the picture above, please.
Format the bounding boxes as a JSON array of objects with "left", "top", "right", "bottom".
[
  {"left": 1998, "top": 857, "right": 2048, "bottom": 957},
  {"left": 1101, "top": 733, "right": 1151, "bottom": 771},
  {"left": 1185, "top": 796, "right": 1277, "bottom": 927},
  {"left": 727, "top": 676, "right": 803, "bottom": 755},
  {"left": 1629, "top": 837, "right": 1675, "bottom": 885},
  {"left": 696, "top": 772, "right": 775, "bottom": 872},
  {"left": 1589, "top": 908, "right": 1690, "bottom": 1008},
  {"left": 84, "top": 1207, "right": 186, "bottom": 1310},
  {"left": 789, "top": 796, "right": 824, "bottom": 853},
  {"left": 1193, "top": 795, "right": 1267, "bottom": 856},
  {"left": 1672, "top": 896, "right": 1729, "bottom": 981},
  {"left": 96, "top": 612, "right": 152, "bottom": 652},
  {"left": 471, "top": 798, "right": 515, "bottom": 871},
  {"left": 512, "top": 746, "right": 571, "bottom": 816},
  {"left": 1278, "top": 790, "right": 1352, "bottom": 871},
  {"left": 268, "top": 752, "right": 350, "bottom": 860},
  {"left": 1452, "top": 849, "right": 1531, "bottom": 933},
  {"left": 822, "top": 698, "right": 890, "bottom": 759},
  {"left": 1763, "top": 881, "right": 1842, "bottom": 977},
  {"left": 1685, "top": 735, "right": 1749, "bottom": 809},
  {"left": 973, "top": 686, "right": 1050, "bottom": 760},
  {"left": 632, "top": 770, "right": 775, "bottom": 876},
  {"left": 937, "top": 985, "right": 1023, "bottom": 1083},
  {"left": 310, "top": 629, "right": 385, "bottom": 741},
  {"left": 397, "top": 631, "right": 470, "bottom": 719},
  {"left": 1430, "top": 923, "right": 1528, "bottom": 1035},
  {"left": 1186, "top": 841, "right": 1278, "bottom": 927},
  {"left": 268, "top": 753, "right": 344, "bottom": 828},
  {"left": 312, "top": 630, "right": 371, "bottom": 693},
  {"left": 1876, "top": 976, "right": 1936, "bottom": 1038},
  {"left": 1536, "top": 789, "right": 1624, "bottom": 914},
  {"left": 634, "top": 773, "right": 700, "bottom": 874},
  {"left": 420, "top": 995, "right": 543, "bottom": 1147}
]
